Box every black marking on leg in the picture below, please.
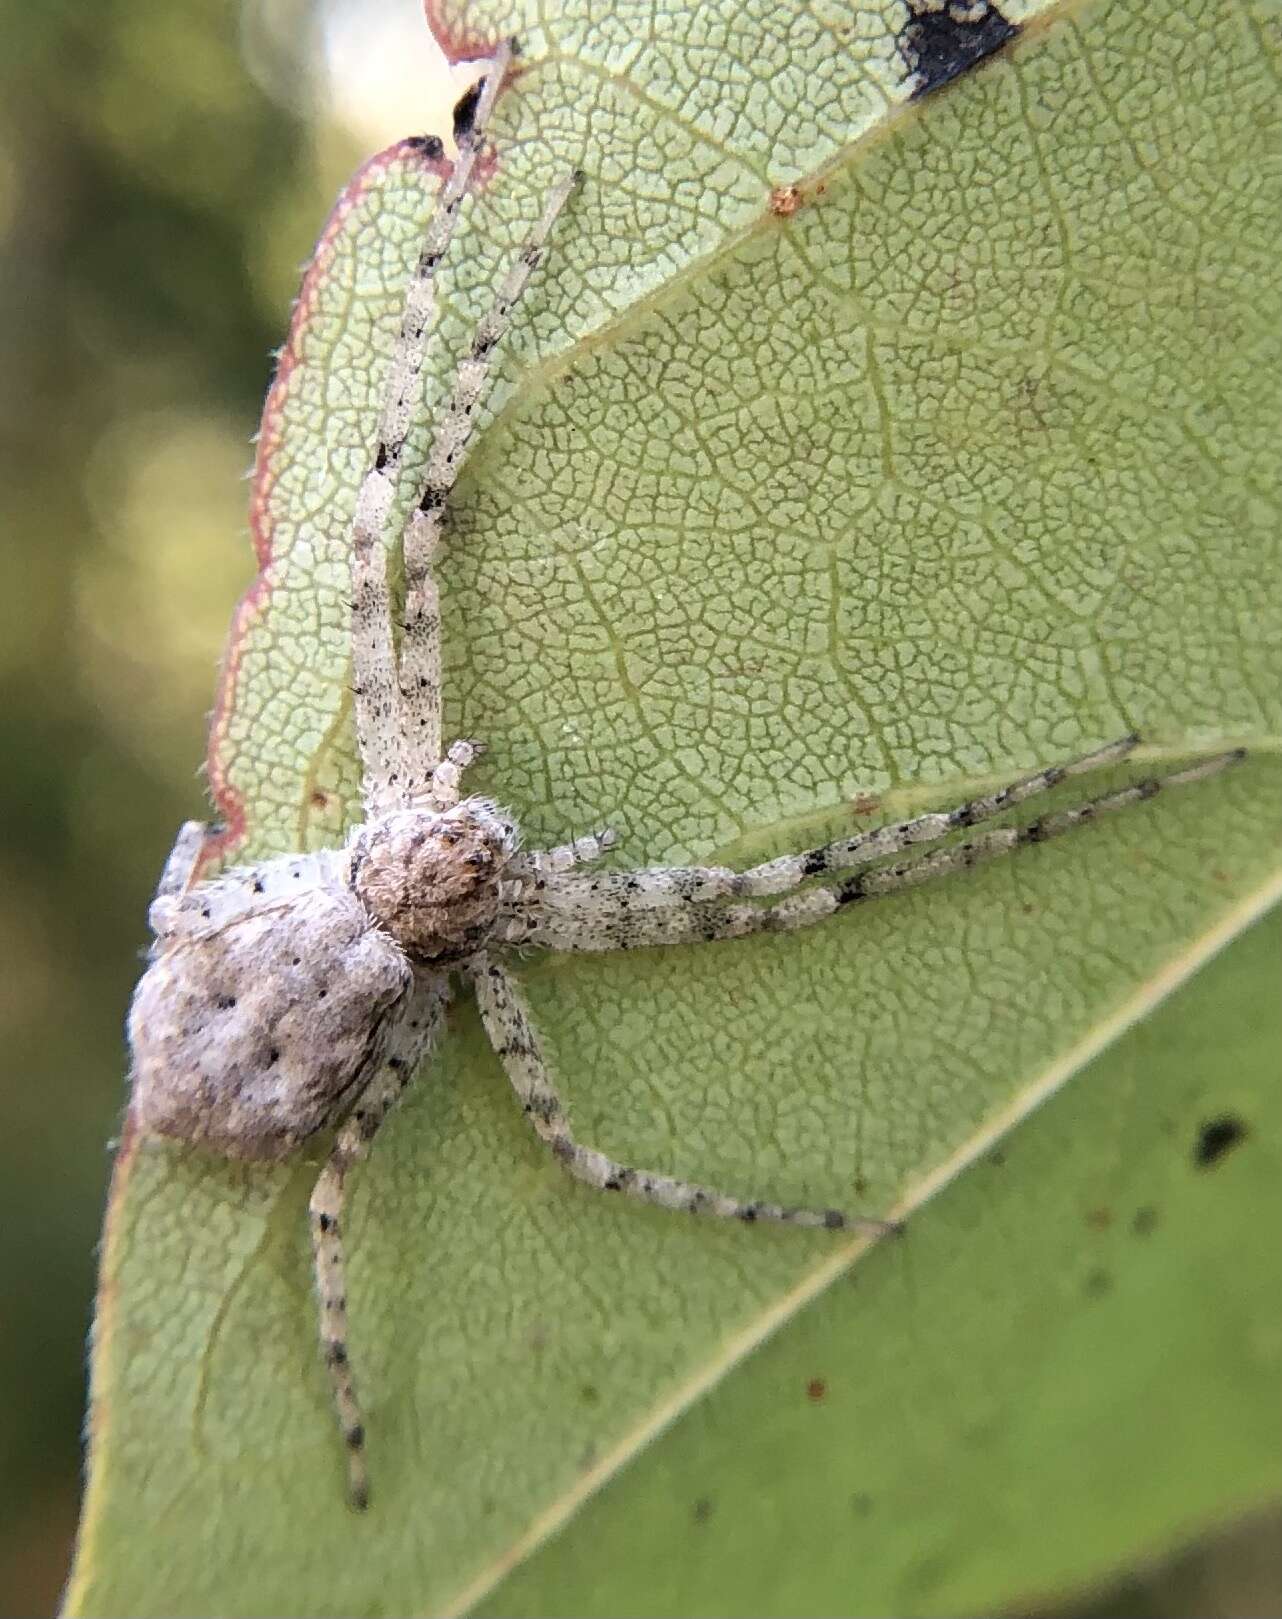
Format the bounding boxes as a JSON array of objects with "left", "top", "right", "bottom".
[
  {"left": 326, "top": 1342, "right": 348, "bottom": 1367},
  {"left": 523, "top": 1092, "right": 563, "bottom": 1126},
  {"left": 897, "top": 1, "right": 1019, "bottom": 100},
  {"left": 345, "top": 1423, "right": 365, "bottom": 1450},
  {"left": 823, "top": 1208, "right": 845, "bottom": 1230},
  {"left": 800, "top": 849, "right": 829, "bottom": 877},
  {"left": 835, "top": 874, "right": 869, "bottom": 907}
]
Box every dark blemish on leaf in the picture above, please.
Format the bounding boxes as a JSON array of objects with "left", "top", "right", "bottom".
[
  {"left": 1194, "top": 1114, "right": 1247, "bottom": 1168},
  {"left": 1085, "top": 1206, "right": 1112, "bottom": 1231},
  {"left": 1132, "top": 1205, "right": 1159, "bottom": 1236},
  {"left": 692, "top": 1497, "right": 714, "bottom": 1524},
  {"left": 580, "top": 1383, "right": 599, "bottom": 1405},
  {"left": 990, "top": 1149, "right": 1007, "bottom": 1168},
  {"left": 453, "top": 80, "right": 484, "bottom": 141},
  {"left": 1084, "top": 1269, "right": 1112, "bottom": 1299},
  {"left": 897, "top": 1, "right": 1020, "bottom": 100},
  {"left": 406, "top": 134, "right": 445, "bottom": 161},
  {"left": 310, "top": 790, "right": 331, "bottom": 810},
  {"left": 851, "top": 1492, "right": 875, "bottom": 1517},
  {"left": 806, "top": 1377, "right": 827, "bottom": 1402}
]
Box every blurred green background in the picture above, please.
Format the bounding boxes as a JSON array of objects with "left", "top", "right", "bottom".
[
  {"left": 0, "top": 2, "right": 471, "bottom": 1608},
  {"left": 0, "top": 3, "right": 1276, "bottom": 1615}
]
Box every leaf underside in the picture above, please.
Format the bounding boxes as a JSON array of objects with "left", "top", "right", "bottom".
[{"left": 69, "top": 1, "right": 1282, "bottom": 1616}]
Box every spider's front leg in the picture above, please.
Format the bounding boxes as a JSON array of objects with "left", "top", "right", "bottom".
[
  {"left": 395, "top": 166, "right": 580, "bottom": 790},
  {"left": 342, "top": 39, "right": 520, "bottom": 810},
  {"left": 308, "top": 973, "right": 449, "bottom": 1510},
  {"left": 147, "top": 817, "right": 206, "bottom": 906},
  {"left": 471, "top": 955, "right": 898, "bottom": 1236},
  {"left": 508, "top": 743, "right": 1245, "bottom": 952}
]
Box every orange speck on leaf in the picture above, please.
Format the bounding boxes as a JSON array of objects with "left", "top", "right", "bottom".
[{"left": 769, "top": 184, "right": 802, "bottom": 217}]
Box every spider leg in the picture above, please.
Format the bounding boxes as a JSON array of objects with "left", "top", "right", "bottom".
[
  {"left": 145, "top": 820, "right": 209, "bottom": 934},
  {"left": 422, "top": 737, "right": 485, "bottom": 809},
  {"left": 398, "top": 167, "right": 580, "bottom": 786},
  {"left": 347, "top": 42, "right": 514, "bottom": 809},
  {"left": 471, "top": 955, "right": 898, "bottom": 1234},
  {"left": 528, "top": 736, "right": 1148, "bottom": 922},
  {"left": 507, "top": 826, "right": 618, "bottom": 879},
  {"left": 154, "top": 820, "right": 207, "bottom": 900},
  {"left": 510, "top": 749, "right": 1245, "bottom": 952},
  {"left": 308, "top": 973, "right": 449, "bottom": 1510}
]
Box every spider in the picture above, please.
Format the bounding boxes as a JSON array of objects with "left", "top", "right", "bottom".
[{"left": 126, "top": 39, "right": 1243, "bottom": 1510}]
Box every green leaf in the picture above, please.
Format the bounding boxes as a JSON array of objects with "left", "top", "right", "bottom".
[
  {"left": 68, "top": 2, "right": 1282, "bottom": 1615},
  {"left": 482, "top": 906, "right": 1282, "bottom": 1618}
]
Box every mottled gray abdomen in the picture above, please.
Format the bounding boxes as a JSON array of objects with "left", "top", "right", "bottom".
[{"left": 128, "top": 884, "right": 412, "bottom": 1161}]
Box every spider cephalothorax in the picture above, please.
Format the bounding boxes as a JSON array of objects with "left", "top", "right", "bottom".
[
  {"left": 127, "top": 37, "right": 1244, "bottom": 1510},
  {"left": 350, "top": 798, "right": 518, "bottom": 961}
]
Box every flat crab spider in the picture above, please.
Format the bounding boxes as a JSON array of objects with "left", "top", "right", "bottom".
[{"left": 126, "top": 39, "right": 1244, "bottom": 1509}]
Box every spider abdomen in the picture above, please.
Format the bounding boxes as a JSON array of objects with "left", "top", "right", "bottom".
[
  {"left": 350, "top": 798, "right": 517, "bottom": 964},
  {"left": 128, "top": 882, "right": 412, "bottom": 1161}
]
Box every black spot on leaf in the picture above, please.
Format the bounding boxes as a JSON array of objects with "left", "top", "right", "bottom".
[
  {"left": 1083, "top": 1268, "right": 1113, "bottom": 1299},
  {"left": 897, "top": 1, "right": 1020, "bottom": 100},
  {"left": 1194, "top": 1114, "right": 1247, "bottom": 1168},
  {"left": 452, "top": 80, "right": 484, "bottom": 141}
]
